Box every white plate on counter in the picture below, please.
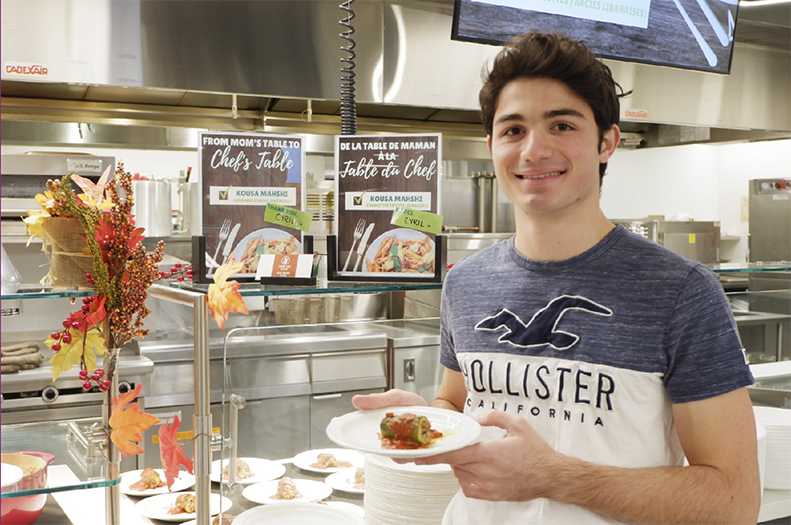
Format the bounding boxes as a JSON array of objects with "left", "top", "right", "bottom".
[
  {"left": 210, "top": 457, "right": 285, "bottom": 485},
  {"left": 326, "top": 406, "right": 482, "bottom": 458},
  {"left": 325, "top": 501, "right": 365, "bottom": 519},
  {"left": 291, "top": 448, "right": 364, "bottom": 474},
  {"left": 120, "top": 469, "right": 195, "bottom": 496},
  {"left": 325, "top": 467, "right": 365, "bottom": 494},
  {"left": 233, "top": 502, "right": 366, "bottom": 525},
  {"left": 135, "top": 492, "right": 231, "bottom": 522},
  {"left": 242, "top": 478, "right": 332, "bottom": 505}
]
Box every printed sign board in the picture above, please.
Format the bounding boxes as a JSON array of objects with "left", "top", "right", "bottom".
[
  {"left": 199, "top": 131, "right": 306, "bottom": 280},
  {"left": 334, "top": 134, "right": 442, "bottom": 280}
]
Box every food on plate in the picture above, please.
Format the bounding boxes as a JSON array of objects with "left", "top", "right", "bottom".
[
  {"left": 212, "top": 513, "right": 236, "bottom": 525},
  {"left": 353, "top": 467, "right": 365, "bottom": 490},
  {"left": 310, "top": 452, "right": 352, "bottom": 470},
  {"left": 379, "top": 412, "right": 443, "bottom": 449},
  {"left": 271, "top": 476, "right": 302, "bottom": 500},
  {"left": 129, "top": 468, "right": 166, "bottom": 492},
  {"left": 221, "top": 458, "right": 254, "bottom": 480},
  {"left": 312, "top": 500, "right": 328, "bottom": 505},
  {"left": 366, "top": 234, "right": 434, "bottom": 273},
  {"left": 167, "top": 493, "right": 196, "bottom": 515},
  {"left": 239, "top": 234, "right": 299, "bottom": 272}
]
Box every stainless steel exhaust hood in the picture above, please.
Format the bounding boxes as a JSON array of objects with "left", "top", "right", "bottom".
[{"left": 1, "top": 0, "right": 789, "bottom": 151}]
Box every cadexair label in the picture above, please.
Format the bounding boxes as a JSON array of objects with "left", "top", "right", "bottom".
[{"left": 5, "top": 62, "right": 50, "bottom": 78}]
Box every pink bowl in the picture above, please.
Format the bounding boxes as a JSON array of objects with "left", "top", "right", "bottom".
[{"left": 1, "top": 451, "right": 55, "bottom": 525}]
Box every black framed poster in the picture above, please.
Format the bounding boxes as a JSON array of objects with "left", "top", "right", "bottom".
[
  {"left": 198, "top": 131, "right": 306, "bottom": 280},
  {"left": 333, "top": 133, "right": 442, "bottom": 280}
]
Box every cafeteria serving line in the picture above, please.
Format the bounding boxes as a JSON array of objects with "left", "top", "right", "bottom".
[{"left": 1, "top": 1, "right": 790, "bottom": 524}]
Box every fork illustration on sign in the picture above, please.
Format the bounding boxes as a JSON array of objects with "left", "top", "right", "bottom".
[
  {"left": 343, "top": 218, "right": 366, "bottom": 271},
  {"left": 211, "top": 219, "right": 231, "bottom": 268},
  {"left": 353, "top": 223, "right": 375, "bottom": 272},
  {"left": 221, "top": 223, "right": 241, "bottom": 265}
]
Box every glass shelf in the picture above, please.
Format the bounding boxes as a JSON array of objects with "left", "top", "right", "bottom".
[
  {"left": 2, "top": 281, "right": 443, "bottom": 301},
  {"left": 754, "top": 374, "right": 791, "bottom": 392},
  {"left": 708, "top": 262, "right": 791, "bottom": 273},
  {"left": 1, "top": 419, "right": 119, "bottom": 499},
  {"left": 4, "top": 264, "right": 788, "bottom": 302},
  {"left": 169, "top": 280, "right": 444, "bottom": 297},
  {"left": 1, "top": 286, "right": 94, "bottom": 301}
]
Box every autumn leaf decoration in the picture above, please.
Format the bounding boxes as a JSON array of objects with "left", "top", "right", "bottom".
[
  {"left": 207, "top": 259, "right": 249, "bottom": 330},
  {"left": 45, "top": 295, "right": 107, "bottom": 381},
  {"left": 109, "top": 383, "right": 161, "bottom": 457},
  {"left": 159, "top": 415, "right": 194, "bottom": 490}
]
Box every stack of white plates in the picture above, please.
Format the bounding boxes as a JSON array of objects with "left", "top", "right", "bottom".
[
  {"left": 753, "top": 406, "right": 791, "bottom": 490},
  {"left": 364, "top": 453, "right": 459, "bottom": 525},
  {"left": 756, "top": 423, "right": 767, "bottom": 496}
]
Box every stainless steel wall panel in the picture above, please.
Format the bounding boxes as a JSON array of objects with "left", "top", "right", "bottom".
[
  {"left": 382, "top": 2, "right": 499, "bottom": 110},
  {"left": 310, "top": 349, "right": 387, "bottom": 385},
  {"left": 611, "top": 44, "right": 791, "bottom": 132},
  {"left": 750, "top": 179, "right": 791, "bottom": 263},
  {"left": 441, "top": 177, "right": 481, "bottom": 231},
  {"left": 1, "top": 0, "right": 385, "bottom": 102},
  {"left": 136, "top": 0, "right": 384, "bottom": 103}
]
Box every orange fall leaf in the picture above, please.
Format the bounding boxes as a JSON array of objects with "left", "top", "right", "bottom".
[
  {"left": 109, "top": 383, "right": 161, "bottom": 458},
  {"left": 208, "top": 259, "right": 248, "bottom": 330},
  {"left": 159, "top": 415, "right": 194, "bottom": 490}
]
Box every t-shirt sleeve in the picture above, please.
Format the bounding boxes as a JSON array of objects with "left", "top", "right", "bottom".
[
  {"left": 439, "top": 274, "right": 462, "bottom": 372},
  {"left": 663, "top": 265, "right": 754, "bottom": 403}
]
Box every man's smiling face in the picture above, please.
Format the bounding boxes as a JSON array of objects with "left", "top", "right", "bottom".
[{"left": 488, "top": 77, "right": 619, "bottom": 222}]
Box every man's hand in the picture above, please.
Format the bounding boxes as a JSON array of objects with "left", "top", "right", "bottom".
[
  {"left": 418, "top": 410, "right": 559, "bottom": 502},
  {"left": 352, "top": 389, "right": 428, "bottom": 411}
]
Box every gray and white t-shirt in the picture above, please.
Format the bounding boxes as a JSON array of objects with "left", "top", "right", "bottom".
[{"left": 439, "top": 225, "right": 752, "bottom": 525}]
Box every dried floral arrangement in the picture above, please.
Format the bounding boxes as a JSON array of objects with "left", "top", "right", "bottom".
[
  {"left": 23, "top": 161, "right": 245, "bottom": 472},
  {"left": 24, "top": 163, "right": 186, "bottom": 469},
  {"left": 25, "top": 163, "right": 165, "bottom": 387}
]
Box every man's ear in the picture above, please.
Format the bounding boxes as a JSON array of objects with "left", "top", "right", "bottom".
[
  {"left": 599, "top": 125, "right": 621, "bottom": 162},
  {"left": 487, "top": 135, "right": 492, "bottom": 152}
]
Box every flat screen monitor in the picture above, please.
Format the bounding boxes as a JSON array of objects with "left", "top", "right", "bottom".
[{"left": 451, "top": 0, "right": 740, "bottom": 74}]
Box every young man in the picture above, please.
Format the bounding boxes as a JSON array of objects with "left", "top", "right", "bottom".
[{"left": 354, "top": 33, "right": 760, "bottom": 524}]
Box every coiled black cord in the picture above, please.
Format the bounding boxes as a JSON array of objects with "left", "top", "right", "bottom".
[{"left": 339, "top": 0, "right": 357, "bottom": 135}]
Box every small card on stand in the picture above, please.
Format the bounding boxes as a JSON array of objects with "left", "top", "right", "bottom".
[{"left": 256, "top": 254, "right": 314, "bottom": 280}]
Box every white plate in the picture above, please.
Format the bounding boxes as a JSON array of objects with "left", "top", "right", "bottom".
[
  {"left": 210, "top": 457, "right": 286, "bottom": 485},
  {"left": 120, "top": 469, "right": 195, "bottom": 496},
  {"left": 325, "top": 468, "right": 365, "bottom": 494},
  {"left": 230, "top": 228, "right": 302, "bottom": 264},
  {"left": 233, "top": 502, "right": 366, "bottom": 525},
  {"left": 363, "top": 227, "right": 435, "bottom": 275},
  {"left": 291, "top": 448, "right": 364, "bottom": 474},
  {"left": 135, "top": 492, "right": 231, "bottom": 522},
  {"left": 242, "top": 478, "right": 332, "bottom": 505},
  {"left": 325, "top": 501, "right": 365, "bottom": 519},
  {"left": 326, "top": 406, "right": 482, "bottom": 458}
]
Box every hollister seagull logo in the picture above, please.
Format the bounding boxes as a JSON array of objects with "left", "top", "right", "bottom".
[{"left": 475, "top": 295, "right": 613, "bottom": 350}]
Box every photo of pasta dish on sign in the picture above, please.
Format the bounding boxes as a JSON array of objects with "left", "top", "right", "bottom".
[{"left": 364, "top": 228, "right": 435, "bottom": 274}]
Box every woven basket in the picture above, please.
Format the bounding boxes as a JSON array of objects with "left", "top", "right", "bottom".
[{"left": 41, "top": 217, "right": 95, "bottom": 289}]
